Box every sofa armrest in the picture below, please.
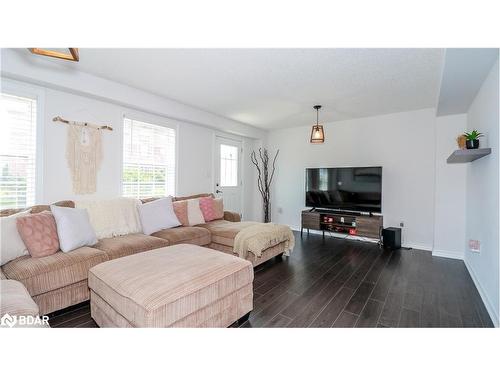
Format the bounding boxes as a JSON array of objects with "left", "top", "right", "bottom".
[
  {"left": 0, "top": 279, "right": 40, "bottom": 317},
  {"left": 223, "top": 211, "right": 241, "bottom": 222}
]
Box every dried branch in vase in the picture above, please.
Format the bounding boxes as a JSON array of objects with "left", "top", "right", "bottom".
[{"left": 250, "top": 148, "right": 279, "bottom": 223}]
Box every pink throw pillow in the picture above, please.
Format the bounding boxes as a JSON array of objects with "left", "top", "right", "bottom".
[
  {"left": 199, "top": 197, "right": 218, "bottom": 222},
  {"left": 16, "top": 211, "right": 60, "bottom": 258},
  {"left": 213, "top": 198, "right": 224, "bottom": 220},
  {"left": 173, "top": 200, "right": 189, "bottom": 226}
]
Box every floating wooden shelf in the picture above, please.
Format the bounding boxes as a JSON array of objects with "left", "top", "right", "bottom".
[{"left": 447, "top": 148, "right": 491, "bottom": 164}]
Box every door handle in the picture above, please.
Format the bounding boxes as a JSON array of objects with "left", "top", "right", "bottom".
[{"left": 215, "top": 189, "right": 222, "bottom": 194}]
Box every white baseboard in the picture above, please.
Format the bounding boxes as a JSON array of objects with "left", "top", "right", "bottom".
[
  {"left": 464, "top": 259, "right": 499, "bottom": 328},
  {"left": 403, "top": 243, "right": 433, "bottom": 252},
  {"left": 432, "top": 249, "right": 464, "bottom": 260}
]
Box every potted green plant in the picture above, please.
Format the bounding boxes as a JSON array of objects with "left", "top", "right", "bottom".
[{"left": 463, "top": 130, "right": 483, "bottom": 149}]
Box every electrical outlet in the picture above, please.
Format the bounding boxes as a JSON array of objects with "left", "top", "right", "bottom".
[
  {"left": 469, "top": 240, "right": 481, "bottom": 253},
  {"left": 400, "top": 221, "right": 404, "bottom": 227}
]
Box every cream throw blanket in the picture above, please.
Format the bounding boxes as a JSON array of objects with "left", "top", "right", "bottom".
[
  {"left": 75, "top": 198, "right": 142, "bottom": 239},
  {"left": 233, "top": 223, "right": 295, "bottom": 259}
]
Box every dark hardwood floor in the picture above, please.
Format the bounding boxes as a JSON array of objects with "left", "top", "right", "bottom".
[{"left": 48, "top": 232, "right": 493, "bottom": 328}]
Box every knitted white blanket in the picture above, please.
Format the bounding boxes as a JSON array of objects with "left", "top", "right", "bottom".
[
  {"left": 233, "top": 223, "right": 295, "bottom": 259},
  {"left": 75, "top": 198, "right": 142, "bottom": 239}
]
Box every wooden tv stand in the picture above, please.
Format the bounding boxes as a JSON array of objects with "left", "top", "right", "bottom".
[{"left": 301, "top": 209, "right": 383, "bottom": 241}]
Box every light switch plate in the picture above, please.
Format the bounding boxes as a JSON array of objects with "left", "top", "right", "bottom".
[{"left": 469, "top": 239, "right": 481, "bottom": 253}]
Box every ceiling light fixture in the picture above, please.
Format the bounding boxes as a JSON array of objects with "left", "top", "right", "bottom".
[{"left": 310, "top": 105, "right": 325, "bottom": 143}]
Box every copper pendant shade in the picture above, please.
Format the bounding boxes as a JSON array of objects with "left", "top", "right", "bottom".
[{"left": 310, "top": 105, "right": 325, "bottom": 143}]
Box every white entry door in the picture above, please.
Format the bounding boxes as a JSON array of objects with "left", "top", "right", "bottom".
[{"left": 215, "top": 136, "right": 242, "bottom": 215}]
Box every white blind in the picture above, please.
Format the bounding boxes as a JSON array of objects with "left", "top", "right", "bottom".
[
  {"left": 122, "top": 117, "right": 176, "bottom": 198},
  {"left": 0, "top": 93, "right": 37, "bottom": 209}
]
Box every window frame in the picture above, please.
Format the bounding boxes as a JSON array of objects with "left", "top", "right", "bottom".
[
  {"left": 219, "top": 143, "right": 240, "bottom": 187},
  {"left": 121, "top": 111, "right": 178, "bottom": 199},
  {"left": 1, "top": 79, "right": 45, "bottom": 207}
]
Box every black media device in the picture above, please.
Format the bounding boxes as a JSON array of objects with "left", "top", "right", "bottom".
[
  {"left": 305, "top": 167, "right": 382, "bottom": 213},
  {"left": 382, "top": 227, "right": 401, "bottom": 250}
]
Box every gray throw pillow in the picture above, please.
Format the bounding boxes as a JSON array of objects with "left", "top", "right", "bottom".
[{"left": 50, "top": 205, "right": 98, "bottom": 252}]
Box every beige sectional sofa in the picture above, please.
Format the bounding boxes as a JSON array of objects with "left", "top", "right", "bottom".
[{"left": 0, "top": 193, "right": 288, "bottom": 315}]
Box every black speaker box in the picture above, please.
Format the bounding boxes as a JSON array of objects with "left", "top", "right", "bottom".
[{"left": 382, "top": 227, "right": 401, "bottom": 250}]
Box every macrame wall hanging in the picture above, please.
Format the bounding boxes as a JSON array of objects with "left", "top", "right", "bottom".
[{"left": 53, "top": 116, "right": 113, "bottom": 194}]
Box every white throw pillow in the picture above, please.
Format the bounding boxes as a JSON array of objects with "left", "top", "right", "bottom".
[
  {"left": 137, "top": 197, "right": 181, "bottom": 235},
  {"left": 50, "top": 205, "right": 98, "bottom": 252},
  {"left": 0, "top": 210, "right": 30, "bottom": 266},
  {"left": 187, "top": 198, "right": 206, "bottom": 226}
]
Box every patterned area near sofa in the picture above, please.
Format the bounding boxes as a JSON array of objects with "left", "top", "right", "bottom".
[{"left": 0, "top": 193, "right": 291, "bottom": 316}]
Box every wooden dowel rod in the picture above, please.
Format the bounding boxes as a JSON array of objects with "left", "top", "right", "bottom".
[{"left": 52, "top": 116, "right": 113, "bottom": 131}]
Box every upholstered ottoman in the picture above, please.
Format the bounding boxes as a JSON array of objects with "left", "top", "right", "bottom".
[{"left": 88, "top": 244, "right": 253, "bottom": 328}]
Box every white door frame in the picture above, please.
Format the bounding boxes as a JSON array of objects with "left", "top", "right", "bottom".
[{"left": 214, "top": 135, "right": 244, "bottom": 216}]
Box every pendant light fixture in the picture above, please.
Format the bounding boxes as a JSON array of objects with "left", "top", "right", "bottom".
[{"left": 310, "top": 105, "right": 325, "bottom": 143}]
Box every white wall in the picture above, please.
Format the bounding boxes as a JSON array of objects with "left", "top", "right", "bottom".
[
  {"left": 433, "top": 114, "right": 467, "bottom": 259},
  {"left": 2, "top": 78, "right": 260, "bottom": 220},
  {"left": 267, "top": 108, "right": 437, "bottom": 249},
  {"left": 464, "top": 59, "right": 499, "bottom": 326},
  {"left": 1, "top": 48, "right": 266, "bottom": 140}
]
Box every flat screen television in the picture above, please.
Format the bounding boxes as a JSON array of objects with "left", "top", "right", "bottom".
[{"left": 305, "top": 167, "right": 382, "bottom": 213}]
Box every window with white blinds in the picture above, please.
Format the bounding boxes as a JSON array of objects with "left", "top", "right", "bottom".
[
  {"left": 0, "top": 93, "right": 38, "bottom": 209},
  {"left": 122, "top": 117, "right": 176, "bottom": 198}
]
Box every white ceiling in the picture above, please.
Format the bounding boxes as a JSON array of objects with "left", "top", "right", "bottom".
[
  {"left": 437, "top": 48, "right": 499, "bottom": 116},
  {"left": 16, "top": 48, "right": 446, "bottom": 129}
]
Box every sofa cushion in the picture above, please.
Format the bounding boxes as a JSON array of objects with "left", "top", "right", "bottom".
[
  {"left": 213, "top": 198, "right": 224, "bottom": 220},
  {"left": 173, "top": 200, "right": 189, "bottom": 226},
  {"left": 16, "top": 211, "right": 60, "bottom": 258},
  {"left": 223, "top": 210, "right": 241, "bottom": 222},
  {"left": 187, "top": 199, "right": 205, "bottom": 226},
  {"left": 151, "top": 226, "right": 211, "bottom": 246},
  {"left": 199, "top": 196, "right": 217, "bottom": 221},
  {"left": 141, "top": 193, "right": 214, "bottom": 204},
  {"left": 1, "top": 247, "right": 108, "bottom": 297},
  {"left": 173, "top": 193, "right": 214, "bottom": 201},
  {"left": 50, "top": 205, "right": 98, "bottom": 252},
  {"left": 0, "top": 268, "right": 6, "bottom": 280},
  {"left": 93, "top": 233, "right": 169, "bottom": 260},
  {"left": 1, "top": 210, "right": 30, "bottom": 266},
  {"left": 31, "top": 200, "right": 75, "bottom": 214},
  {"left": 137, "top": 197, "right": 180, "bottom": 235},
  {"left": 198, "top": 220, "right": 257, "bottom": 247},
  {"left": 0, "top": 279, "right": 39, "bottom": 317},
  {"left": 0, "top": 200, "right": 75, "bottom": 218}
]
